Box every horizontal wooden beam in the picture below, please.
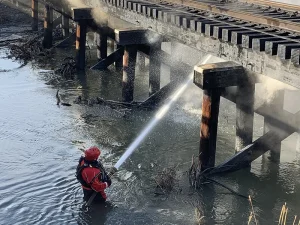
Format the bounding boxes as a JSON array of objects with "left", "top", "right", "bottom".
[
  {"left": 115, "top": 28, "right": 150, "bottom": 45},
  {"left": 72, "top": 7, "right": 93, "bottom": 21},
  {"left": 90, "top": 47, "right": 124, "bottom": 70},
  {"left": 194, "top": 61, "right": 247, "bottom": 89}
]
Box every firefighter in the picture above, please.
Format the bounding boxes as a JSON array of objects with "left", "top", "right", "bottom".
[{"left": 76, "top": 146, "right": 112, "bottom": 203}]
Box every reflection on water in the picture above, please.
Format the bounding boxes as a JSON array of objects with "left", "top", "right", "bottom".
[{"left": 1, "top": 43, "right": 300, "bottom": 225}]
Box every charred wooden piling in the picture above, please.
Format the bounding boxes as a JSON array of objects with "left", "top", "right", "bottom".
[
  {"left": 235, "top": 81, "right": 255, "bottom": 153},
  {"left": 194, "top": 62, "right": 248, "bottom": 171},
  {"left": 62, "top": 9, "right": 70, "bottom": 37},
  {"left": 75, "top": 20, "right": 87, "bottom": 70},
  {"left": 263, "top": 90, "right": 285, "bottom": 162},
  {"left": 96, "top": 31, "right": 107, "bottom": 60},
  {"left": 31, "top": 0, "right": 38, "bottom": 31},
  {"left": 42, "top": 4, "right": 53, "bottom": 49},
  {"left": 149, "top": 42, "right": 161, "bottom": 96},
  {"left": 122, "top": 45, "right": 138, "bottom": 102}
]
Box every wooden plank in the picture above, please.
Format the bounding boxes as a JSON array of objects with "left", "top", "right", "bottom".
[
  {"left": 210, "top": 129, "right": 293, "bottom": 174},
  {"left": 90, "top": 47, "right": 124, "bottom": 70}
]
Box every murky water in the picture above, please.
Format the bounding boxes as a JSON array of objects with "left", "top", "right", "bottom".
[{"left": 1, "top": 38, "right": 300, "bottom": 225}]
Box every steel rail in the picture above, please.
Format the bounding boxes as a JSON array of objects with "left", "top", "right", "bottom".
[
  {"left": 151, "top": 0, "right": 300, "bottom": 33},
  {"left": 237, "top": 0, "right": 300, "bottom": 12}
]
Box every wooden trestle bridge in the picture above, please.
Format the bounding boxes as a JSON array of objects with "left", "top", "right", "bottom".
[{"left": 8, "top": 0, "right": 300, "bottom": 173}]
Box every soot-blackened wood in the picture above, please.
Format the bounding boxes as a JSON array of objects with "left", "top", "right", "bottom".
[
  {"left": 194, "top": 61, "right": 245, "bottom": 89},
  {"left": 96, "top": 32, "right": 108, "bottom": 60},
  {"left": 62, "top": 9, "right": 70, "bottom": 37},
  {"left": 76, "top": 20, "right": 87, "bottom": 70},
  {"left": 90, "top": 47, "right": 124, "bottom": 70},
  {"left": 31, "top": 0, "right": 38, "bottom": 31},
  {"left": 200, "top": 89, "right": 221, "bottom": 171},
  {"left": 210, "top": 129, "right": 293, "bottom": 174},
  {"left": 141, "top": 80, "right": 181, "bottom": 107},
  {"left": 263, "top": 90, "right": 284, "bottom": 162},
  {"left": 115, "top": 44, "right": 123, "bottom": 70},
  {"left": 138, "top": 52, "right": 146, "bottom": 71},
  {"left": 149, "top": 42, "right": 161, "bottom": 96},
  {"left": 235, "top": 83, "right": 255, "bottom": 153},
  {"left": 122, "top": 45, "right": 137, "bottom": 102},
  {"left": 42, "top": 5, "right": 53, "bottom": 49}
]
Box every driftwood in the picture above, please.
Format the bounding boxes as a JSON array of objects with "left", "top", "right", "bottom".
[
  {"left": 55, "top": 57, "right": 76, "bottom": 80},
  {"left": 9, "top": 35, "right": 51, "bottom": 62}
]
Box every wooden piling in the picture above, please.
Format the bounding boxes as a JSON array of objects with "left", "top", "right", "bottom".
[
  {"left": 138, "top": 52, "right": 146, "bottom": 71},
  {"left": 149, "top": 42, "right": 161, "bottom": 96},
  {"left": 31, "top": 0, "right": 38, "bottom": 31},
  {"left": 76, "top": 20, "right": 87, "bottom": 70},
  {"left": 194, "top": 61, "right": 248, "bottom": 171},
  {"left": 170, "top": 42, "right": 182, "bottom": 82},
  {"left": 62, "top": 9, "right": 69, "bottom": 37},
  {"left": 263, "top": 90, "right": 284, "bottom": 162},
  {"left": 115, "top": 44, "right": 123, "bottom": 70},
  {"left": 96, "top": 32, "right": 108, "bottom": 60},
  {"left": 235, "top": 83, "right": 255, "bottom": 153},
  {"left": 122, "top": 45, "right": 137, "bottom": 102},
  {"left": 42, "top": 4, "right": 53, "bottom": 49},
  {"left": 199, "top": 89, "right": 221, "bottom": 171}
]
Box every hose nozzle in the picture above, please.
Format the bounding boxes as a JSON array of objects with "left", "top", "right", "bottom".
[{"left": 108, "top": 167, "right": 117, "bottom": 177}]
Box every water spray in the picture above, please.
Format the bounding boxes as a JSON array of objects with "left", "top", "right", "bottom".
[
  {"left": 110, "top": 55, "right": 213, "bottom": 174},
  {"left": 86, "top": 55, "right": 213, "bottom": 207}
]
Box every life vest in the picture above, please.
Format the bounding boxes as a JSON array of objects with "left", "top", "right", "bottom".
[{"left": 76, "top": 157, "right": 106, "bottom": 188}]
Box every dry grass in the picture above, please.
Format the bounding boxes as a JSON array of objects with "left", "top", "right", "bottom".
[{"left": 247, "top": 198, "right": 300, "bottom": 225}]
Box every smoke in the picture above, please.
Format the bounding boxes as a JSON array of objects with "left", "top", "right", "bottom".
[
  {"left": 64, "top": 0, "right": 86, "bottom": 8},
  {"left": 255, "top": 75, "right": 296, "bottom": 110}
]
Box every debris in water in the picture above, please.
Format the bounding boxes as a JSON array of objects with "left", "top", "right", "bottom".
[
  {"left": 9, "top": 35, "right": 52, "bottom": 62},
  {"left": 154, "top": 166, "right": 178, "bottom": 193},
  {"left": 55, "top": 57, "right": 76, "bottom": 80}
]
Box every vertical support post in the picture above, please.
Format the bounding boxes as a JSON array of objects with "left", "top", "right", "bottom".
[
  {"left": 170, "top": 42, "right": 181, "bottom": 82},
  {"left": 62, "top": 9, "right": 69, "bottom": 37},
  {"left": 199, "top": 89, "right": 221, "bottom": 171},
  {"left": 194, "top": 61, "right": 246, "bottom": 171},
  {"left": 235, "top": 83, "right": 255, "bottom": 153},
  {"left": 263, "top": 90, "right": 284, "bottom": 162},
  {"left": 138, "top": 52, "right": 146, "bottom": 71},
  {"left": 96, "top": 32, "right": 107, "bottom": 60},
  {"left": 122, "top": 45, "right": 137, "bottom": 102},
  {"left": 31, "top": 0, "right": 38, "bottom": 31},
  {"left": 76, "top": 20, "right": 87, "bottom": 70},
  {"left": 42, "top": 4, "right": 53, "bottom": 49},
  {"left": 149, "top": 42, "right": 161, "bottom": 96},
  {"left": 115, "top": 44, "right": 123, "bottom": 70}
]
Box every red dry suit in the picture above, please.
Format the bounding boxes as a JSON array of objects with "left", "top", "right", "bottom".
[{"left": 76, "top": 157, "right": 110, "bottom": 202}]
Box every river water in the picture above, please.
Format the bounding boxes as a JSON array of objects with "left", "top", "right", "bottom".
[{"left": 1, "top": 16, "right": 300, "bottom": 225}]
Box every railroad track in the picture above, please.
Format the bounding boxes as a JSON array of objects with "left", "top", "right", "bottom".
[{"left": 102, "top": 0, "right": 300, "bottom": 65}]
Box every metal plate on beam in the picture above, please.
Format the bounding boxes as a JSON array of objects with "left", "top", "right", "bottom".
[{"left": 194, "top": 61, "right": 246, "bottom": 89}]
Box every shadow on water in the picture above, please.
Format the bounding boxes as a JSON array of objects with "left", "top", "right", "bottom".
[{"left": 78, "top": 202, "right": 115, "bottom": 225}]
